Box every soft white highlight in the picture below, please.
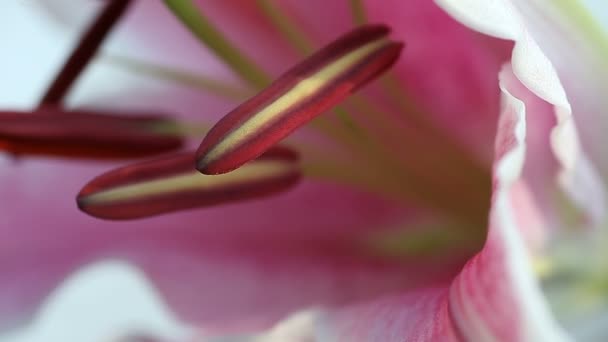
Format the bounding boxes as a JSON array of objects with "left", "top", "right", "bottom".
[
  {"left": 436, "top": 0, "right": 606, "bottom": 226},
  {"left": 0, "top": 262, "right": 194, "bottom": 342}
]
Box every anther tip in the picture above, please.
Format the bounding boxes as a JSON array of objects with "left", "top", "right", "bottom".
[
  {"left": 76, "top": 197, "right": 86, "bottom": 210},
  {"left": 195, "top": 153, "right": 214, "bottom": 175},
  {"left": 367, "top": 23, "right": 391, "bottom": 34},
  {"left": 76, "top": 196, "right": 95, "bottom": 218},
  {"left": 195, "top": 156, "right": 242, "bottom": 175}
]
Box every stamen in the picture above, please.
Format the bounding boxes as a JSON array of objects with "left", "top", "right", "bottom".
[
  {"left": 101, "top": 54, "right": 252, "bottom": 101},
  {"left": 77, "top": 146, "right": 300, "bottom": 220},
  {"left": 196, "top": 25, "right": 403, "bottom": 174},
  {"left": 0, "top": 109, "right": 183, "bottom": 159},
  {"left": 40, "top": 0, "right": 133, "bottom": 106},
  {"left": 256, "top": 0, "right": 363, "bottom": 135}
]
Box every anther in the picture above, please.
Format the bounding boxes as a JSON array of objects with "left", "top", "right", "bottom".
[
  {"left": 77, "top": 146, "right": 300, "bottom": 220},
  {"left": 196, "top": 24, "right": 403, "bottom": 174},
  {"left": 0, "top": 109, "right": 183, "bottom": 160}
]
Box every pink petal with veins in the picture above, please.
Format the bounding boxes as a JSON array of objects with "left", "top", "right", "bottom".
[{"left": 314, "top": 65, "right": 567, "bottom": 342}]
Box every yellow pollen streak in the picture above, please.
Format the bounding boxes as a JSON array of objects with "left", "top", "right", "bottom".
[
  {"left": 82, "top": 160, "right": 294, "bottom": 204},
  {"left": 201, "top": 39, "right": 389, "bottom": 165}
]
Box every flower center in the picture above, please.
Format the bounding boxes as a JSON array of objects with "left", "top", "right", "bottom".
[
  {"left": 6, "top": 0, "right": 493, "bottom": 249},
  {"left": 159, "top": 0, "right": 492, "bottom": 252}
]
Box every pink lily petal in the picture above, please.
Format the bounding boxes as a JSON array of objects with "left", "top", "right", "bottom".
[
  {"left": 505, "top": 0, "right": 608, "bottom": 177},
  {"left": 1, "top": 153, "right": 417, "bottom": 332},
  {"left": 314, "top": 65, "right": 568, "bottom": 342}
]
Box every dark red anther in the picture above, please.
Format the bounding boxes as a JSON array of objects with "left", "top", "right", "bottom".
[
  {"left": 77, "top": 146, "right": 300, "bottom": 220},
  {"left": 195, "top": 24, "right": 403, "bottom": 175},
  {"left": 0, "top": 108, "right": 183, "bottom": 160}
]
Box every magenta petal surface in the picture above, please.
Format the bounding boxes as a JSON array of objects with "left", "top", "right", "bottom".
[{"left": 1, "top": 155, "right": 414, "bottom": 332}]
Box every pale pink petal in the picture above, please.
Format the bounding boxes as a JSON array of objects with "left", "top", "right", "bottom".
[
  {"left": 314, "top": 65, "right": 568, "bottom": 342},
  {"left": 436, "top": 0, "right": 607, "bottom": 226},
  {"left": 507, "top": 0, "right": 608, "bottom": 176}
]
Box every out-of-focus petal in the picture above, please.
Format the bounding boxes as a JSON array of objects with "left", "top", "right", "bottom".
[
  {"left": 0, "top": 151, "right": 415, "bottom": 333},
  {"left": 436, "top": 0, "right": 607, "bottom": 226},
  {"left": 3, "top": 156, "right": 452, "bottom": 336},
  {"left": 314, "top": 65, "right": 568, "bottom": 342},
  {"left": 507, "top": 0, "right": 608, "bottom": 177}
]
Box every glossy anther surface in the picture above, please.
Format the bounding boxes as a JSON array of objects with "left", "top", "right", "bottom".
[
  {"left": 78, "top": 146, "right": 300, "bottom": 220},
  {"left": 0, "top": 109, "right": 183, "bottom": 159},
  {"left": 196, "top": 25, "right": 403, "bottom": 174}
]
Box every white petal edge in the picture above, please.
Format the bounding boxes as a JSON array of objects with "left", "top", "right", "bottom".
[
  {"left": 435, "top": 0, "right": 606, "bottom": 225},
  {"left": 448, "top": 65, "right": 570, "bottom": 342}
]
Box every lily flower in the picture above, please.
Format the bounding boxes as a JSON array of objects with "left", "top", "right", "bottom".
[{"left": 2, "top": 0, "right": 607, "bottom": 341}]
